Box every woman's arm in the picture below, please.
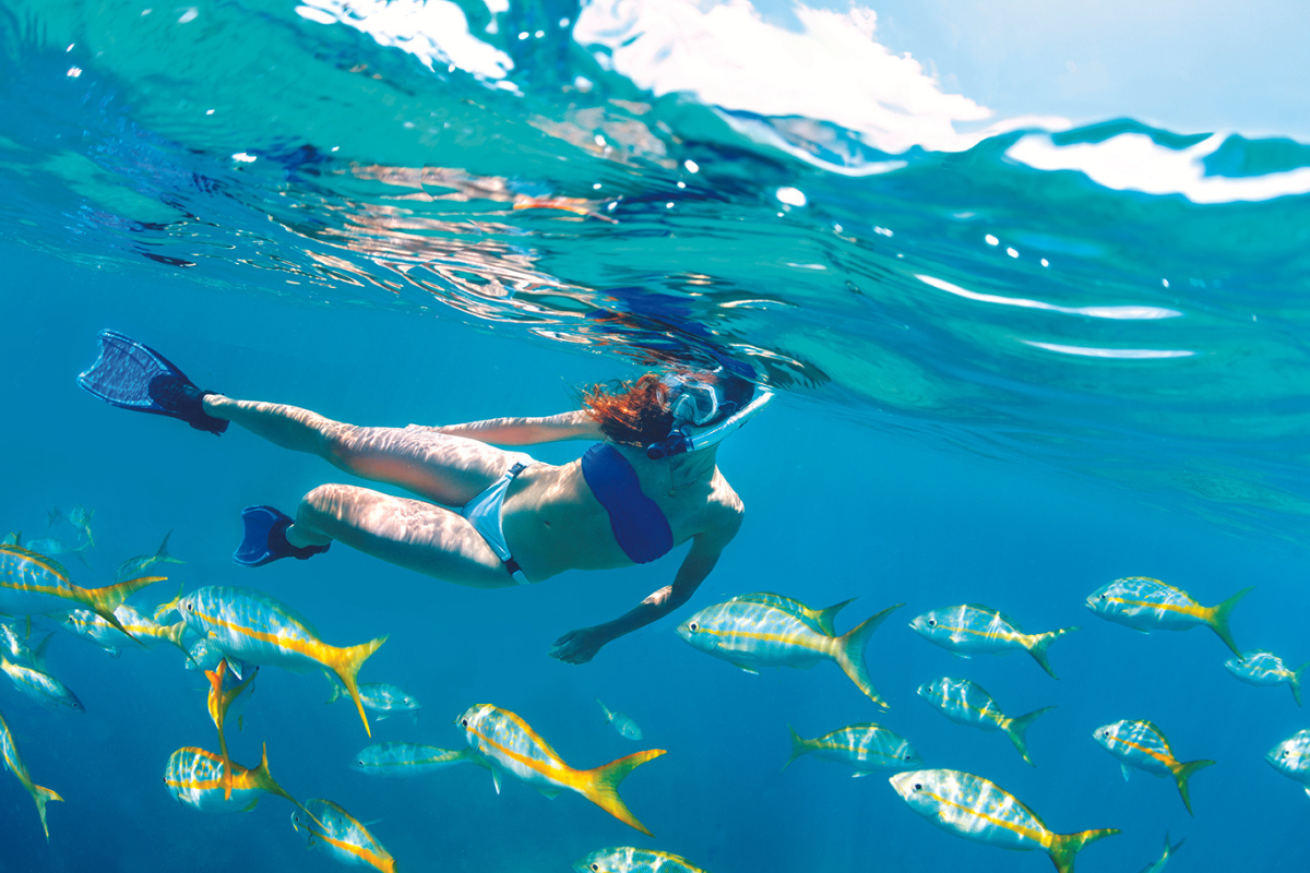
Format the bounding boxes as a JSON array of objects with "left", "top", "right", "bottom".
[
  {"left": 422, "top": 410, "right": 603, "bottom": 446},
  {"left": 549, "top": 511, "right": 742, "bottom": 664}
]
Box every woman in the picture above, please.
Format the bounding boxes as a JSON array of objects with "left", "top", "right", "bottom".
[{"left": 78, "top": 331, "right": 771, "bottom": 664}]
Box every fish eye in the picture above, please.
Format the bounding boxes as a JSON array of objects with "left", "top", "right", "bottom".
[
  {"left": 591, "top": 866, "right": 599, "bottom": 872},
  {"left": 689, "top": 622, "right": 698, "bottom": 631},
  {"left": 461, "top": 718, "right": 468, "bottom": 727},
  {"left": 913, "top": 783, "right": 922, "bottom": 791},
  {"left": 1099, "top": 594, "right": 1106, "bottom": 600},
  {"left": 927, "top": 619, "right": 935, "bottom": 627}
]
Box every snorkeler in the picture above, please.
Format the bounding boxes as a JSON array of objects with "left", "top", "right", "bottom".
[{"left": 78, "top": 330, "right": 771, "bottom": 664}]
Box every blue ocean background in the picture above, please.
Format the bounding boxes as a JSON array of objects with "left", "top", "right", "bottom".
[{"left": 3, "top": 1, "right": 1310, "bottom": 871}]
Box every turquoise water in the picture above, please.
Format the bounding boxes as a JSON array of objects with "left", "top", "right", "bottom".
[{"left": 2, "top": 2, "right": 1310, "bottom": 871}]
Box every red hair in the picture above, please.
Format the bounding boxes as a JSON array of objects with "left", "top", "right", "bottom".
[{"left": 582, "top": 374, "right": 675, "bottom": 447}]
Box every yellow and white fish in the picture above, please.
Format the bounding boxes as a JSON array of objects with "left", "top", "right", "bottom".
[
  {"left": 1093, "top": 719, "right": 1214, "bottom": 815},
  {"left": 1085, "top": 577, "right": 1251, "bottom": 656},
  {"left": 68, "top": 505, "right": 94, "bottom": 546},
  {"left": 0, "top": 654, "right": 83, "bottom": 712},
  {"left": 171, "top": 586, "right": 386, "bottom": 736},
  {"left": 677, "top": 600, "right": 902, "bottom": 707},
  {"left": 784, "top": 722, "right": 922, "bottom": 775},
  {"left": 909, "top": 605, "right": 1077, "bottom": 680},
  {"left": 351, "top": 742, "right": 485, "bottom": 778},
  {"left": 206, "top": 658, "right": 258, "bottom": 798},
  {"left": 890, "top": 768, "right": 1118, "bottom": 873},
  {"left": 1266, "top": 729, "right": 1310, "bottom": 797},
  {"left": 164, "top": 744, "right": 297, "bottom": 813},
  {"left": 292, "top": 798, "right": 396, "bottom": 873},
  {"left": 0, "top": 544, "right": 164, "bottom": 641},
  {"left": 112, "top": 531, "right": 184, "bottom": 584},
  {"left": 61, "top": 604, "right": 187, "bottom": 656},
  {"left": 0, "top": 621, "right": 51, "bottom": 667},
  {"left": 728, "top": 591, "right": 856, "bottom": 636},
  {"left": 0, "top": 707, "right": 63, "bottom": 839},
  {"left": 574, "top": 847, "right": 710, "bottom": 873},
  {"left": 1137, "top": 833, "right": 1185, "bottom": 873},
  {"left": 916, "top": 677, "right": 1055, "bottom": 766},
  {"left": 326, "top": 675, "right": 420, "bottom": 721},
  {"left": 1225, "top": 650, "right": 1305, "bottom": 706},
  {"left": 458, "top": 703, "right": 666, "bottom": 835},
  {"left": 597, "top": 699, "right": 643, "bottom": 741}
]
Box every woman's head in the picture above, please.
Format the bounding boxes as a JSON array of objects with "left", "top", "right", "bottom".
[{"left": 582, "top": 370, "right": 754, "bottom": 447}]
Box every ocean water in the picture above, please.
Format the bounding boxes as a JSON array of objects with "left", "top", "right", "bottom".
[{"left": 2, "top": 2, "right": 1309, "bottom": 871}]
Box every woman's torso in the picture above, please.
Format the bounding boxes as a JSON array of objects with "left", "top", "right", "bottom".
[{"left": 499, "top": 444, "right": 740, "bottom": 581}]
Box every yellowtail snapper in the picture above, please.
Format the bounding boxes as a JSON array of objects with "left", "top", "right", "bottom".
[
  {"left": 164, "top": 744, "right": 298, "bottom": 813},
  {"left": 458, "top": 703, "right": 666, "bottom": 835},
  {"left": 1225, "top": 650, "right": 1305, "bottom": 705},
  {"left": 0, "top": 654, "right": 83, "bottom": 712},
  {"left": 574, "top": 847, "right": 710, "bottom": 873},
  {"left": 112, "top": 531, "right": 184, "bottom": 584},
  {"left": 291, "top": 798, "right": 396, "bottom": 873},
  {"left": 0, "top": 707, "right": 63, "bottom": 839},
  {"left": 890, "top": 768, "right": 1118, "bottom": 873},
  {"left": 916, "top": 677, "right": 1055, "bottom": 766},
  {"left": 206, "top": 658, "right": 258, "bottom": 799},
  {"left": 1093, "top": 719, "right": 1214, "bottom": 815},
  {"left": 784, "top": 722, "right": 922, "bottom": 775},
  {"left": 325, "top": 675, "right": 419, "bottom": 721},
  {"left": 1137, "top": 833, "right": 1185, "bottom": 873},
  {"left": 1084, "top": 577, "right": 1252, "bottom": 656},
  {"left": 727, "top": 591, "right": 856, "bottom": 636},
  {"left": 1266, "top": 729, "right": 1310, "bottom": 798},
  {"left": 909, "top": 605, "right": 1077, "bottom": 679},
  {"left": 0, "top": 544, "right": 164, "bottom": 641},
  {"left": 61, "top": 604, "right": 188, "bottom": 656},
  {"left": 597, "top": 699, "right": 643, "bottom": 740},
  {"left": 170, "top": 586, "right": 387, "bottom": 736},
  {"left": 351, "top": 742, "right": 485, "bottom": 777},
  {"left": 678, "top": 599, "right": 902, "bottom": 707}
]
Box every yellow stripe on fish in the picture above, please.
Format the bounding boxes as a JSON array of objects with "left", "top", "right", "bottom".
[
  {"left": 458, "top": 703, "right": 666, "bottom": 835},
  {"left": 292, "top": 798, "right": 396, "bottom": 873},
  {"left": 678, "top": 599, "right": 902, "bottom": 707},
  {"left": 574, "top": 846, "right": 710, "bottom": 873},
  {"left": 176, "top": 586, "right": 386, "bottom": 736},
  {"left": 164, "top": 744, "right": 298, "bottom": 813},
  {"left": 0, "top": 707, "right": 62, "bottom": 840}
]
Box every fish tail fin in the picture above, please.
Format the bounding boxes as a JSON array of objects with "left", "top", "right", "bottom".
[
  {"left": 329, "top": 636, "right": 388, "bottom": 737},
  {"left": 1205, "top": 587, "right": 1253, "bottom": 656},
  {"left": 87, "top": 574, "right": 168, "bottom": 644},
  {"left": 596, "top": 698, "right": 611, "bottom": 720},
  {"left": 1003, "top": 705, "right": 1056, "bottom": 766},
  {"left": 160, "top": 619, "right": 188, "bottom": 655},
  {"left": 1165, "top": 832, "right": 1185, "bottom": 857},
  {"left": 1294, "top": 664, "right": 1308, "bottom": 707},
  {"left": 579, "top": 749, "right": 666, "bottom": 836},
  {"left": 783, "top": 725, "right": 812, "bottom": 770},
  {"left": 156, "top": 530, "right": 184, "bottom": 564},
  {"left": 833, "top": 603, "right": 902, "bottom": 708},
  {"left": 31, "top": 783, "right": 63, "bottom": 841},
  {"left": 1026, "top": 627, "right": 1079, "bottom": 680},
  {"left": 1047, "top": 828, "right": 1119, "bottom": 873},
  {"left": 815, "top": 597, "right": 857, "bottom": 636},
  {"left": 253, "top": 743, "right": 302, "bottom": 811},
  {"left": 1170, "top": 758, "right": 1215, "bottom": 816}
]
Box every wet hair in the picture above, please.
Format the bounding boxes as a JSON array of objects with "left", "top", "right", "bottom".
[
  {"left": 582, "top": 374, "right": 674, "bottom": 447},
  {"left": 582, "top": 371, "right": 756, "bottom": 447}
]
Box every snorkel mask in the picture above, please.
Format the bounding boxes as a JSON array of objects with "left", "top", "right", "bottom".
[{"left": 645, "top": 372, "right": 774, "bottom": 459}]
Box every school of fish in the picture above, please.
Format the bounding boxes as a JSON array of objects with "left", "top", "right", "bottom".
[{"left": 2, "top": 502, "right": 1302, "bottom": 872}]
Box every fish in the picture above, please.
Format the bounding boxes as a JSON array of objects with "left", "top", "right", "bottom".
[
  {"left": 61, "top": 604, "right": 188, "bottom": 655},
  {"left": 46, "top": 508, "right": 61, "bottom": 528},
  {"left": 112, "top": 532, "right": 184, "bottom": 584},
  {"left": 916, "top": 677, "right": 1055, "bottom": 766},
  {"left": 784, "top": 722, "right": 922, "bottom": 775},
  {"left": 0, "top": 708, "right": 63, "bottom": 839},
  {"left": 890, "top": 769, "right": 1118, "bottom": 873},
  {"left": 1225, "top": 650, "right": 1306, "bottom": 705},
  {"left": 68, "top": 505, "right": 94, "bottom": 546},
  {"left": 351, "top": 742, "right": 485, "bottom": 777},
  {"left": 171, "top": 586, "right": 387, "bottom": 736},
  {"left": 291, "top": 798, "right": 396, "bottom": 873},
  {"left": 1092, "top": 720, "right": 1214, "bottom": 815},
  {"left": 0, "top": 544, "right": 165, "bottom": 641},
  {"left": 574, "top": 847, "right": 710, "bottom": 873},
  {"left": 677, "top": 600, "right": 902, "bottom": 707},
  {"left": 325, "top": 675, "right": 419, "bottom": 721},
  {"left": 0, "top": 654, "right": 83, "bottom": 712},
  {"left": 206, "top": 658, "right": 258, "bottom": 798},
  {"left": 23, "top": 536, "right": 91, "bottom": 568},
  {"left": 1137, "top": 833, "right": 1185, "bottom": 873},
  {"left": 184, "top": 637, "right": 226, "bottom": 672},
  {"left": 908, "top": 605, "right": 1077, "bottom": 680},
  {"left": 1265, "top": 729, "right": 1310, "bottom": 797},
  {"left": 164, "top": 744, "right": 298, "bottom": 813},
  {"left": 728, "top": 591, "right": 856, "bottom": 636},
  {"left": 0, "top": 622, "right": 52, "bottom": 668},
  {"left": 458, "top": 703, "right": 666, "bottom": 835},
  {"left": 597, "top": 699, "right": 643, "bottom": 740},
  {"left": 1084, "top": 577, "right": 1252, "bottom": 656}
]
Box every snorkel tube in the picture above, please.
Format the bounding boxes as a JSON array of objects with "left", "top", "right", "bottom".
[{"left": 645, "top": 384, "right": 774, "bottom": 459}]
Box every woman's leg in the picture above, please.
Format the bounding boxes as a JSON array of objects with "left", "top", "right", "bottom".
[
  {"left": 288, "top": 482, "right": 519, "bottom": 589},
  {"left": 203, "top": 395, "right": 514, "bottom": 506}
]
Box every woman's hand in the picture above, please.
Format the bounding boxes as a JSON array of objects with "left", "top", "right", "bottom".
[{"left": 549, "top": 626, "right": 608, "bottom": 664}]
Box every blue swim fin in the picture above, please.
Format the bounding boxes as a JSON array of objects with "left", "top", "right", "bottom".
[
  {"left": 78, "top": 330, "right": 228, "bottom": 435},
  {"left": 233, "top": 505, "right": 329, "bottom": 567}
]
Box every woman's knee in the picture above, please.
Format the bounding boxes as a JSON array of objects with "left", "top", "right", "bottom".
[{"left": 297, "top": 482, "right": 365, "bottom": 529}]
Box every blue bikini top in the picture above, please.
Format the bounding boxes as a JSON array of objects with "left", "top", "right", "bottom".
[{"left": 581, "top": 443, "right": 674, "bottom": 564}]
